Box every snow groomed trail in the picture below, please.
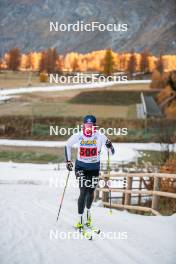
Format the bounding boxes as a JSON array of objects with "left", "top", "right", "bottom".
[
  {"left": 0, "top": 80, "right": 151, "bottom": 96},
  {"left": 0, "top": 162, "right": 175, "bottom": 264}
]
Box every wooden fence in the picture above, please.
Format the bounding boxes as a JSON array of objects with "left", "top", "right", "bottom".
[{"left": 95, "top": 173, "right": 176, "bottom": 215}]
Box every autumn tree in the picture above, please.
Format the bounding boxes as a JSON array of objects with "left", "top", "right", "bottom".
[
  {"left": 156, "top": 54, "right": 164, "bottom": 74},
  {"left": 102, "top": 49, "right": 115, "bottom": 76},
  {"left": 150, "top": 54, "right": 165, "bottom": 89},
  {"left": 8, "top": 48, "right": 21, "bottom": 71},
  {"left": 39, "top": 48, "right": 59, "bottom": 73},
  {"left": 46, "top": 48, "right": 58, "bottom": 73},
  {"left": 39, "top": 51, "right": 47, "bottom": 73},
  {"left": 150, "top": 70, "right": 164, "bottom": 89},
  {"left": 0, "top": 58, "right": 2, "bottom": 71},
  {"left": 127, "top": 50, "right": 137, "bottom": 77},
  {"left": 25, "top": 53, "right": 33, "bottom": 70},
  {"left": 167, "top": 71, "right": 176, "bottom": 92},
  {"left": 140, "top": 49, "right": 150, "bottom": 73},
  {"left": 119, "top": 53, "right": 126, "bottom": 72},
  {"left": 72, "top": 58, "right": 79, "bottom": 72},
  {"left": 56, "top": 56, "right": 63, "bottom": 74}
]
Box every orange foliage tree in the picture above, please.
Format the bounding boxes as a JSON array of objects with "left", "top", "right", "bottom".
[{"left": 7, "top": 48, "right": 21, "bottom": 71}]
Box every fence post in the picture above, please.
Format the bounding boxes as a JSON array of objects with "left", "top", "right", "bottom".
[
  {"left": 102, "top": 176, "right": 109, "bottom": 203},
  {"left": 124, "top": 176, "right": 133, "bottom": 205},
  {"left": 138, "top": 177, "right": 142, "bottom": 205},
  {"left": 152, "top": 176, "right": 160, "bottom": 210},
  {"left": 94, "top": 189, "right": 99, "bottom": 201}
]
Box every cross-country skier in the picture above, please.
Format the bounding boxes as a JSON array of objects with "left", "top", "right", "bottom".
[{"left": 65, "top": 115, "right": 115, "bottom": 230}]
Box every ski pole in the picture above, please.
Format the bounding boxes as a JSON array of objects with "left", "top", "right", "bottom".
[
  {"left": 107, "top": 149, "right": 112, "bottom": 215},
  {"left": 56, "top": 171, "right": 70, "bottom": 222}
]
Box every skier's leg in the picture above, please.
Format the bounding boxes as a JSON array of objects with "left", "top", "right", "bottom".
[
  {"left": 86, "top": 188, "right": 95, "bottom": 210},
  {"left": 76, "top": 187, "right": 87, "bottom": 228},
  {"left": 85, "top": 188, "right": 95, "bottom": 226},
  {"left": 86, "top": 171, "right": 99, "bottom": 209},
  {"left": 78, "top": 186, "right": 87, "bottom": 215},
  {"left": 85, "top": 171, "right": 99, "bottom": 225},
  {"left": 75, "top": 169, "right": 88, "bottom": 227}
]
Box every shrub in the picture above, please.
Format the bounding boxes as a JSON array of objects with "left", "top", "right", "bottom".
[{"left": 39, "top": 72, "right": 48, "bottom": 82}]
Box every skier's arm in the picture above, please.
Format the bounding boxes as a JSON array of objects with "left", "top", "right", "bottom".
[
  {"left": 65, "top": 134, "right": 78, "bottom": 171},
  {"left": 65, "top": 134, "right": 78, "bottom": 162}
]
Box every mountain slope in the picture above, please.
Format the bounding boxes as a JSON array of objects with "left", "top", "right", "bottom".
[{"left": 0, "top": 0, "right": 176, "bottom": 55}]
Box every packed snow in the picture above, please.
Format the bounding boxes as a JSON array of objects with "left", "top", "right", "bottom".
[
  {"left": 0, "top": 162, "right": 175, "bottom": 264},
  {"left": 0, "top": 95, "right": 13, "bottom": 102},
  {"left": 0, "top": 139, "right": 175, "bottom": 162},
  {"left": 0, "top": 80, "right": 151, "bottom": 96}
]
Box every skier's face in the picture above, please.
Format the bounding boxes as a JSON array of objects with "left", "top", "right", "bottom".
[{"left": 83, "top": 123, "right": 96, "bottom": 137}]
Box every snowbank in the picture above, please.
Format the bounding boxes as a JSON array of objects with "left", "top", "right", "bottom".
[{"left": 0, "top": 95, "right": 13, "bottom": 102}]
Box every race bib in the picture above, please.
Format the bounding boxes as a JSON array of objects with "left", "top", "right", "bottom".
[{"left": 80, "top": 147, "right": 98, "bottom": 158}]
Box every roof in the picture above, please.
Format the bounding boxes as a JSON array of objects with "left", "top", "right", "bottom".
[{"left": 141, "top": 93, "right": 163, "bottom": 117}]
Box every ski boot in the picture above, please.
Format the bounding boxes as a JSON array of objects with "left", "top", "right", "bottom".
[
  {"left": 85, "top": 210, "right": 92, "bottom": 227},
  {"left": 75, "top": 215, "right": 84, "bottom": 230}
]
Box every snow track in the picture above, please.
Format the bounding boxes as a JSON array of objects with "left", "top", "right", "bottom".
[
  {"left": 0, "top": 80, "right": 151, "bottom": 96},
  {"left": 0, "top": 163, "right": 175, "bottom": 264}
]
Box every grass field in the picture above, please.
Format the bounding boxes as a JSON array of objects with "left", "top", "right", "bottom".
[
  {"left": 137, "top": 150, "right": 176, "bottom": 166},
  {"left": 0, "top": 146, "right": 77, "bottom": 163},
  {"left": 0, "top": 70, "right": 157, "bottom": 119},
  {"left": 0, "top": 85, "right": 157, "bottom": 118},
  {"left": 0, "top": 71, "right": 51, "bottom": 89},
  {"left": 0, "top": 146, "right": 174, "bottom": 166},
  {"left": 0, "top": 70, "right": 151, "bottom": 90}
]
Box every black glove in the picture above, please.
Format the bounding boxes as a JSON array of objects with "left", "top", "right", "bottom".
[
  {"left": 105, "top": 139, "right": 112, "bottom": 149},
  {"left": 66, "top": 161, "right": 73, "bottom": 171},
  {"left": 105, "top": 139, "right": 115, "bottom": 154}
]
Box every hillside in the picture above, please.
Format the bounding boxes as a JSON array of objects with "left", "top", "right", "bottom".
[{"left": 0, "top": 0, "right": 176, "bottom": 55}]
